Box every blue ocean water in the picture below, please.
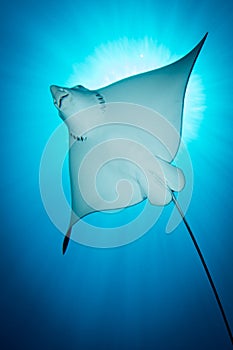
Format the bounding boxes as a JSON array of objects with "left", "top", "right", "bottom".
[{"left": 1, "top": 0, "right": 233, "bottom": 349}]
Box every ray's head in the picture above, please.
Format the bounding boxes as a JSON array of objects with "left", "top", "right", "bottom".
[{"left": 50, "top": 84, "right": 95, "bottom": 120}]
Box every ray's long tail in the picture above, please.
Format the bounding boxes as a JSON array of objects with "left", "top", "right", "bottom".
[{"left": 172, "top": 193, "right": 233, "bottom": 345}]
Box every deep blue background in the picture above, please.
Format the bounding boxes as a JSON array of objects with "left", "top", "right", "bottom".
[{"left": 1, "top": 0, "right": 233, "bottom": 349}]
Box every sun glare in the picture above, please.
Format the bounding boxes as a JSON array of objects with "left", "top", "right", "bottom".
[{"left": 67, "top": 37, "right": 206, "bottom": 143}]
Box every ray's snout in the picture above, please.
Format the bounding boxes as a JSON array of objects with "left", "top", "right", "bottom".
[
  {"left": 50, "top": 85, "right": 69, "bottom": 109},
  {"left": 50, "top": 85, "right": 58, "bottom": 97}
]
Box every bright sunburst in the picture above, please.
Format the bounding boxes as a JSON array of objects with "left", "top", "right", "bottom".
[{"left": 67, "top": 37, "right": 206, "bottom": 143}]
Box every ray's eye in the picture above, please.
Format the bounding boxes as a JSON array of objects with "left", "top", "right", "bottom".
[
  {"left": 73, "top": 85, "right": 88, "bottom": 92},
  {"left": 72, "top": 85, "right": 83, "bottom": 89}
]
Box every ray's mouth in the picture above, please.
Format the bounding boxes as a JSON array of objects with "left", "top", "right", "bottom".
[{"left": 54, "top": 93, "right": 69, "bottom": 108}]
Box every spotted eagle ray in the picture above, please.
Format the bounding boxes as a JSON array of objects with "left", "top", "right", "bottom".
[{"left": 50, "top": 33, "right": 233, "bottom": 344}]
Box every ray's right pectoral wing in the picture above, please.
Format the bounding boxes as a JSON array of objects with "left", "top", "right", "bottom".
[{"left": 100, "top": 34, "right": 208, "bottom": 162}]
